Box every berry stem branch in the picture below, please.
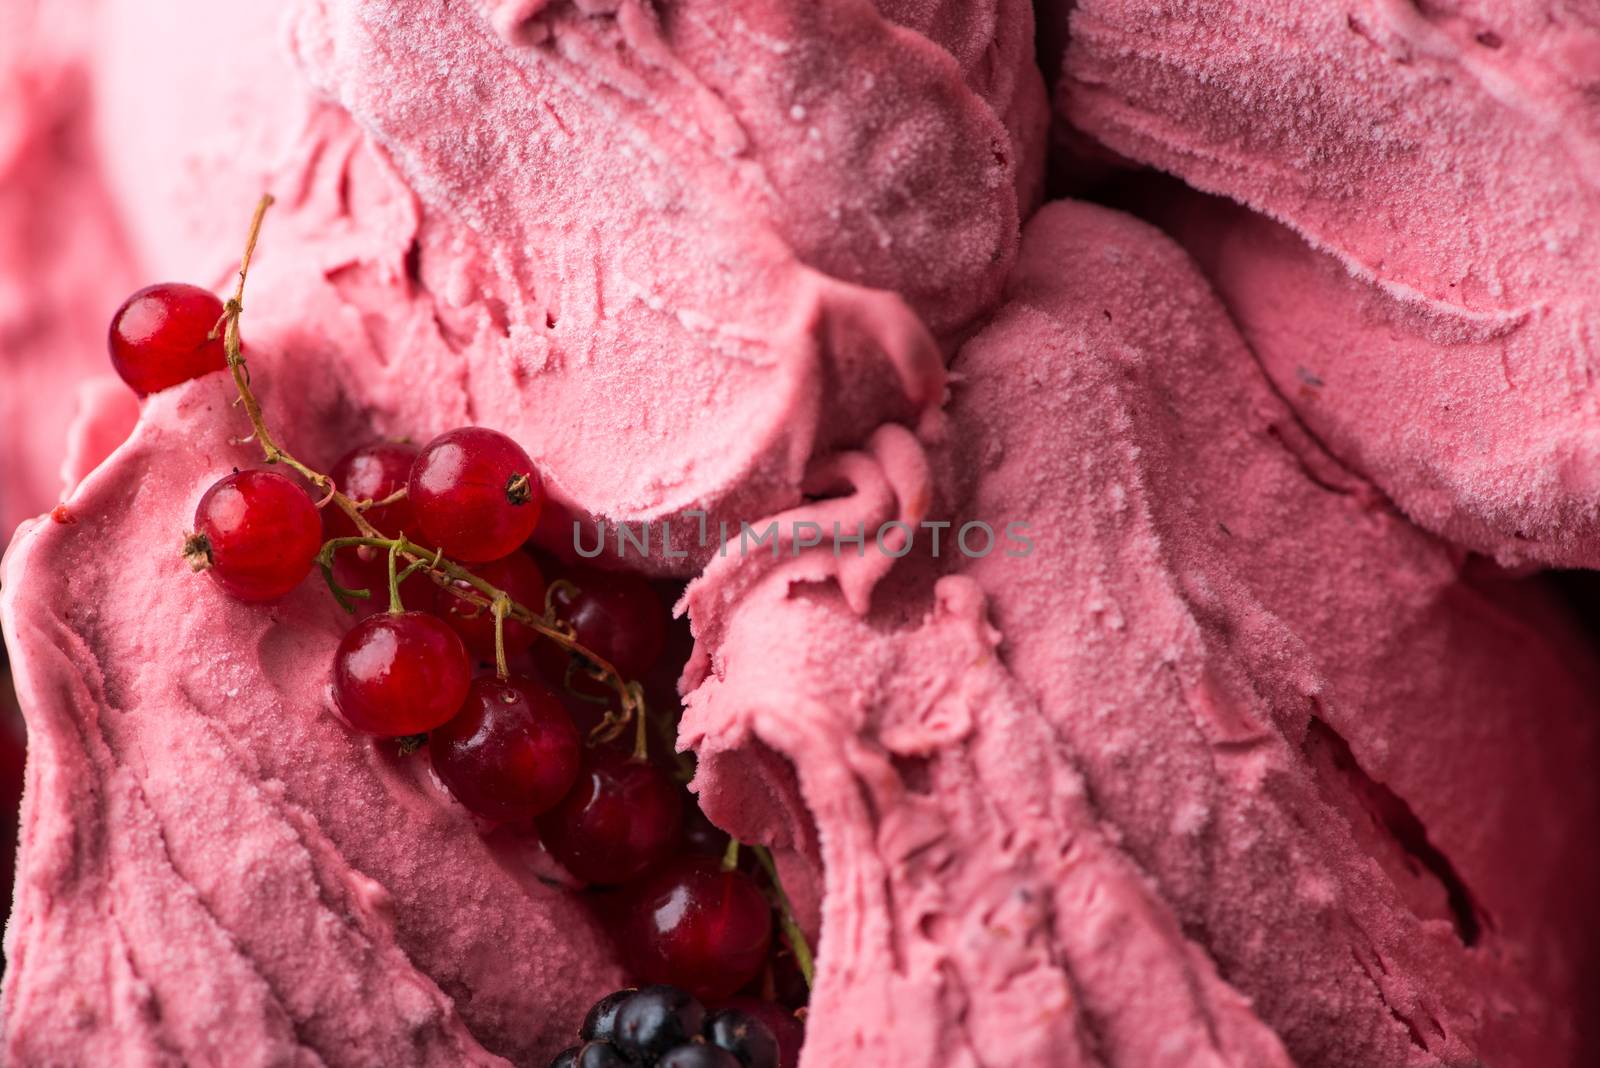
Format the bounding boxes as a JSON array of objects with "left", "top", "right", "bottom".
[
  {"left": 218, "top": 196, "right": 646, "bottom": 743},
  {"left": 752, "top": 845, "right": 815, "bottom": 989}
]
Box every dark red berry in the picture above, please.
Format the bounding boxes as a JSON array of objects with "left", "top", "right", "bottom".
[
  {"left": 430, "top": 675, "right": 580, "bottom": 820},
  {"left": 408, "top": 427, "right": 542, "bottom": 562},
  {"left": 332, "top": 612, "right": 471, "bottom": 736},
  {"left": 613, "top": 986, "right": 706, "bottom": 1062},
  {"left": 543, "top": 568, "right": 666, "bottom": 678},
  {"left": 549, "top": 1048, "right": 579, "bottom": 1068},
  {"left": 658, "top": 1046, "right": 740, "bottom": 1068},
  {"left": 719, "top": 1000, "right": 802, "bottom": 1068},
  {"left": 622, "top": 857, "right": 774, "bottom": 1002},
  {"left": 189, "top": 470, "right": 321, "bottom": 602},
  {"left": 323, "top": 441, "right": 421, "bottom": 606},
  {"left": 756, "top": 946, "right": 811, "bottom": 1011},
  {"left": 329, "top": 548, "right": 430, "bottom": 617},
  {"left": 108, "top": 282, "right": 228, "bottom": 395},
  {"left": 435, "top": 551, "right": 547, "bottom": 660},
  {"left": 326, "top": 441, "right": 417, "bottom": 537},
  {"left": 681, "top": 802, "right": 733, "bottom": 861},
  {"left": 705, "top": 1008, "right": 780, "bottom": 1068},
  {"left": 529, "top": 496, "right": 583, "bottom": 563},
  {"left": 580, "top": 988, "right": 637, "bottom": 1044},
  {"left": 537, "top": 749, "right": 682, "bottom": 885}
]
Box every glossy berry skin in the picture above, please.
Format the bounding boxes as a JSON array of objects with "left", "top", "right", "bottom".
[
  {"left": 429, "top": 675, "right": 580, "bottom": 820},
  {"left": 191, "top": 470, "right": 322, "bottom": 602},
  {"left": 719, "top": 1000, "right": 802, "bottom": 1068},
  {"left": 435, "top": 551, "right": 546, "bottom": 660},
  {"left": 658, "top": 1046, "right": 741, "bottom": 1068},
  {"left": 326, "top": 441, "right": 418, "bottom": 537},
  {"left": 580, "top": 989, "right": 636, "bottom": 1044},
  {"left": 537, "top": 749, "right": 682, "bottom": 885},
  {"left": 613, "top": 986, "right": 707, "bottom": 1062},
  {"left": 549, "top": 1049, "right": 579, "bottom": 1068},
  {"left": 529, "top": 497, "right": 582, "bottom": 563},
  {"left": 332, "top": 612, "right": 471, "bottom": 736},
  {"left": 108, "top": 283, "right": 228, "bottom": 395},
  {"left": 575, "top": 1043, "right": 630, "bottom": 1068},
  {"left": 705, "top": 1008, "right": 780, "bottom": 1068},
  {"left": 623, "top": 858, "right": 775, "bottom": 1003},
  {"left": 324, "top": 441, "right": 421, "bottom": 606},
  {"left": 408, "top": 427, "right": 542, "bottom": 562},
  {"left": 545, "top": 568, "right": 666, "bottom": 678}
]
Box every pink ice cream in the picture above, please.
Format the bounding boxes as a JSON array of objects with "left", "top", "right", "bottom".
[
  {"left": 0, "top": 2, "right": 138, "bottom": 533},
  {"left": 1059, "top": 0, "right": 1600, "bottom": 566},
  {"left": 4, "top": 1, "right": 1600, "bottom": 1066}
]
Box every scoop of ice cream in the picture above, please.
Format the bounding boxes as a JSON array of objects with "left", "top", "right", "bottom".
[
  {"left": 2, "top": 324, "right": 638, "bottom": 1065},
  {"left": 1057, "top": 0, "right": 1600, "bottom": 567},
  {"left": 284, "top": 0, "right": 1035, "bottom": 542},
  {"left": 681, "top": 201, "right": 1600, "bottom": 1067}
]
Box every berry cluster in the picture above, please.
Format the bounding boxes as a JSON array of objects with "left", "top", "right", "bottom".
[
  {"left": 113, "top": 199, "right": 815, "bottom": 1055},
  {"left": 553, "top": 985, "right": 801, "bottom": 1068}
]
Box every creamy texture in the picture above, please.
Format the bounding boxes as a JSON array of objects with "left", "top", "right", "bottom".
[
  {"left": 684, "top": 202, "right": 1600, "bottom": 1066},
  {"left": 4, "top": 1, "right": 1600, "bottom": 1066},
  {"left": 1060, "top": 0, "right": 1600, "bottom": 566}
]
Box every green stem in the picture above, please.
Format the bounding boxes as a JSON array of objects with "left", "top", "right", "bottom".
[
  {"left": 492, "top": 594, "right": 510, "bottom": 680},
  {"left": 722, "top": 837, "right": 741, "bottom": 873},
  {"left": 217, "top": 196, "right": 647, "bottom": 745},
  {"left": 753, "top": 845, "right": 815, "bottom": 988},
  {"left": 386, "top": 542, "right": 403, "bottom": 614}
]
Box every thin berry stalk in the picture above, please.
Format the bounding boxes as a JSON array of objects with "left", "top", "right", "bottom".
[
  {"left": 217, "top": 197, "right": 645, "bottom": 743},
  {"left": 753, "top": 844, "right": 815, "bottom": 989}
]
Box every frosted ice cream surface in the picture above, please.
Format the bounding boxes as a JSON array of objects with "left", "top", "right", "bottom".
[{"left": 3, "top": 1, "right": 1599, "bottom": 1066}]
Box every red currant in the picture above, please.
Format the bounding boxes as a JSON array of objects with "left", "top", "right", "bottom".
[
  {"left": 541, "top": 567, "right": 666, "bottom": 679},
  {"left": 323, "top": 441, "right": 420, "bottom": 606},
  {"left": 108, "top": 283, "right": 229, "bottom": 395},
  {"left": 326, "top": 441, "right": 417, "bottom": 537},
  {"left": 408, "top": 427, "right": 542, "bottom": 562},
  {"left": 529, "top": 496, "right": 583, "bottom": 563},
  {"left": 435, "top": 551, "right": 547, "bottom": 660},
  {"left": 188, "top": 470, "right": 322, "bottom": 602},
  {"left": 430, "top": 675, "right": 580, "bottom": 820},
  {"left": 622, "top": 856, "right": 774, "bottom": 1002},
  {"left": 681, "top": 801, "right": 734, "bottom": 862},
  {"left": 536, "top": 748, "right": 682, "bottom": 885},
  {"left": 332, "top": 611, "right": 471, "bottom": 736}
]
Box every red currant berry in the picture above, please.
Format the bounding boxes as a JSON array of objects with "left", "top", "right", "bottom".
[
  {"left": 408, "top": 427, "right": 542, "bottom": 562},
  {"left": 332, "top": 611, "right": 471, "bottom": 736},
  {"left": 108, "top": 283, "right": 229, "bottom": 395},
  {"left": 622, "top": 856, "right": 774, "bottom": 1002},
  {"left": 542, "top": 568, "right": 666, "bottom": 679},
  {"left": 681, "top": 801, "right": 734, "bottom": 862},
  {"left": 536, "top": 748, "right": 682, "bottom": 885},
  {"left": 187, "top": 470, "right": 322, "bottom": 602},
  {"left": 435, "top": 551, "right": 547, "bottom": 660},
  {"left": 530, "top": 497, "right": 583, "bottom": 563},
  {"left": 430, "top": 675, "right": 580, "bottom": 820},
  {"left": 324, "top": 441, "right": 421, "bottom": 605},
  {"left": 326, "top": 441, "right": 417, "bottom": 537}
]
